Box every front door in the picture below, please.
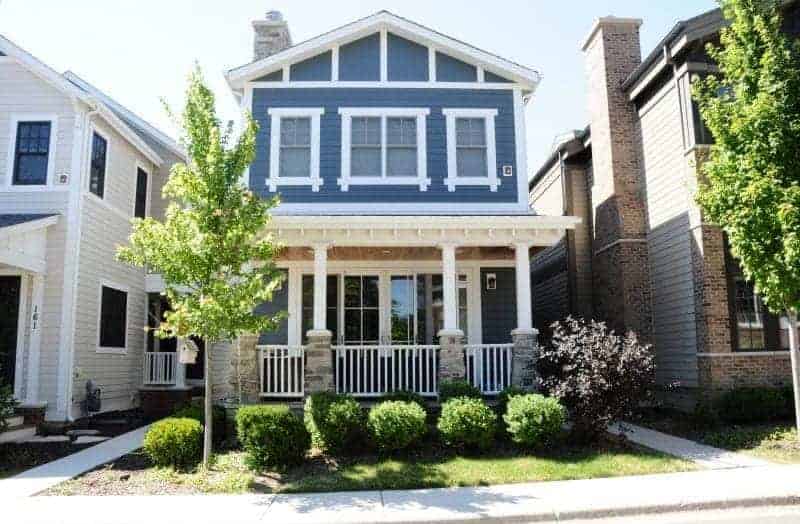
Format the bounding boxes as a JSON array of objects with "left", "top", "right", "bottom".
[{"left": 0, "top": 276, "right": 21, "bottom": 389}]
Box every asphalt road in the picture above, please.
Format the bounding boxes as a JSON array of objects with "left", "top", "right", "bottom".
[{"left": 565, "top": 506, "right": 800, "bottom": 523}]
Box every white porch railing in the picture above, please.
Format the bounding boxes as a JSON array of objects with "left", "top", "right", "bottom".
[
  {"left": 333, "top": 345, "right": 439, "bottom": 397},
  {"left": 260, "top": 345, "right": 305, "bottom": 397},
  {"left": 143, "top": 351, "right": 177, "bottom": 386},
  {"left": 465, "top": 344, "right": 513, "bottom": 394}
]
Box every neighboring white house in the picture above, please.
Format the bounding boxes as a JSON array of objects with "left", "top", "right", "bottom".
[{"left": 0, "top": 35, "right": 185, "bottom": 422}]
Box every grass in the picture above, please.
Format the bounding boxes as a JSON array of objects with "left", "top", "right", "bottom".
[
  {"left": 637, "top": 409, "right": 800, "bottom": 464},
  {"left": 44, "top": 436, "right": 693, "bottom": 495}
]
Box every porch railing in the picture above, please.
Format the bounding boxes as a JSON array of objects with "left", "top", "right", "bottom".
[
  {"left": 465, "top": 343, "right": 513, "bottom": 394},
  {"left": 259, "top": 345, "right": 305, "bottom": 397},
  {"left": 333, "top": 345, "right": 439, "bottom": 397},
  {"left": 143, "top": 351, "right": 177, "bottom": 386}
]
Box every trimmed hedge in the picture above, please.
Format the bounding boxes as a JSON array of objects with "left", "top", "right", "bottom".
[
  {"left": 236, "top": 405, "right": 310, "bottom": 470},
  {"left": 503, "top": 394, "right": 566, "bottom": 448},
  {"left": 367, "top": 401, "right": 427, "bottom": 452},
  {"left": 143, "top": 417, "right": 202, "bottom": 469},
  {"left": 496, "top": 385, "right": 525, "bottom": 415},
  {"left": 173, "top": 404, "right": 227, "bottom": 443},
  {"left": 304, "top": 392, "right": 364, "bottom": 453},
  {"left": 437, "top": 397, "right": 496, "bottom": 450},
  {"left": 438, "top": 379, "right": 482, "bottom": 403},
  {"left": 383, "top": 390, "right": 427, "bottom": 410},
  {"left": 714, "top": 387, "right": 794, "bottom": 424}
]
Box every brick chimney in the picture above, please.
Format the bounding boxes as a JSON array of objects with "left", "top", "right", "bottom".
[
  {"left": 581, "top": 17, "right": 652, "bottom": 342},
  {"left": 253, "top": 10, "right": 291, "bottom": 61}
]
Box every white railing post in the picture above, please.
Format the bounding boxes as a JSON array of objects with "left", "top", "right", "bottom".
[{"left": 258, "top": 345, "right": 306, "bottom": 398}]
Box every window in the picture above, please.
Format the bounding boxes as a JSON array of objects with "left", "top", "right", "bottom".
[
  {"left": 12, "top": 121, "right": 51, "bottom": 185},
  {"left": 134, "top": 167, "right": 148, "bottom": 218},
  {"left": 733, "top": 277, "right": 765, "bottom": 351},
  {"left": 301, "top": 275, "right": 339, "bottom": 344},
  {"left": 267, "top": 108, "right": 323, "bottom": 191},
  {"left": 99, "top": 284, "right": 128, "bottom": 351},
  {"left": 89, "top": 132, "right": 107, "bottom": 198},
  {"left": 442, "top": 108, "right": 499, "bottom": 191},
  {"left": 338, "top": 108, "right": 429, "bottom": 190},
  {"left": 343, "top": 275, "right": 380, "bottom": 345}
]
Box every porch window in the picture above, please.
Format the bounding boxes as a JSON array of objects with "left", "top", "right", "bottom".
[
  {"left": 267, "top": 107, "right": 324, "bottom": 191},
  {"left": 443, "top": 108, "right": 499, "bottom": 191},
  {"left": 12, "top": 121, "right": 52, "bottom": 186},
  {"left": 301, "top": 275, "right": 339, "bottom": 344},
  {"left": 344, "top": 275, "right": 380, "bottom": 345},
  {"left": 89, "top": 132, "right": 108, "bottom": 198},
  {"left": 98, "top": 284, "right": 127, "bottom": 352}
]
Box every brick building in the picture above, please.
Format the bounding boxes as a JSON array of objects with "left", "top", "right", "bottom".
[{"left": 529, "top": 6, "right": 799, "bottom": 408}]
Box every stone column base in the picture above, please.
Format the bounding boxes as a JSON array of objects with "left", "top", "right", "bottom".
[
  {"left": 229, "top": 334, "right": 260, "bottom": 404},
  {"left": 511, "top": 328, "right": 540, "bottom": 391},
  {"left": 438, "top": 329, "right": 466, "bottom": 386},
  {"left": 305, "top": 330, "right": 334, "bottom": 394}
]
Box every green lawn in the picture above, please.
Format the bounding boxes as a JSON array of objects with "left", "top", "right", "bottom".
[{"left": 44, "top": 438, "right": 693, "bottom": 496}]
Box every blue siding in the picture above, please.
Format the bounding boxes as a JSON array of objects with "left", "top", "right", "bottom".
[
  {"left": 484, "top": 71, "right": 512, "bottom": 83},
  {"left": 339, "top": 34, "right": 380, "bottom": 81},
  {"left": 255, "top": 70, "right": 283, "bottom": 82},
  {"left": 256, "top": 270, "right": 289, "bottom": 344},
  {"left": 387, "top": 33, "right": 428, "bottom": 81},
  {"left": 481, "top": 268, "right": 517, "bottom": 343},
  {"left": 250, "top": 88, "right": 518, "bottom": 204},
  {"left": 290, "top": 51, "right": 332, "bottom": 81},
  {"left": 436, "top": 52, "right": 477, "bottom": 82}
]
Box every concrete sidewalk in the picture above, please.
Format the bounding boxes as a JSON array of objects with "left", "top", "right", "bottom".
[{"left": 5, "top": 465, "right": 800, "bottom": 524}]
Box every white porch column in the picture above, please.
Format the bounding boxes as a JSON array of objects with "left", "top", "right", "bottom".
[
  {"left": 312, "top": 243, "right": 329, "bottom": 331},
  {"left": 440, "top": 243, "right": 458, "bottom": 332},
  {"left": 25, "top": 273, "right": 45, "bottom": 403},
  {"left": 514, "top": 242, "right": 533, "bottom": 330}
]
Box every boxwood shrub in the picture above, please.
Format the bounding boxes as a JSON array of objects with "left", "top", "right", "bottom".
[
  {"left": 714, "top": 387, "right": 794, "bottom": 424},
  {"left": 235, "top": 405, "right": 310, "bottom": 470},
  {"left": 437, "top": 397, "right": 496, "bottom": 450},
  {"left": 438, "top": 379, "right": 482, "bottom": 403},
  {"left": 384, "top": 390, "right": 427, "bottom": 410},
  {"left": 503, "top": 394, "right": 566, "bottom": 448},
  {"left": 304, "top": 392, "right": 364, "bottom": 453},
  {"left": 173, "top": 404, "right": 227, "bottom": 443},
  {"left": 143, "top": 417, "right": 202, "bottom": 469},
  {"left": 367, "top": 401, "right": 427, "bottom": 452}
]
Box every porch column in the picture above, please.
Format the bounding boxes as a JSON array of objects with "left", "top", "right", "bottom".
[
  {"left": 305, "top": 243, "right": 334, "bottom": 394},
  {"left": 437, "top": 243, "right": 465, "bottom": 386},
  {"left": 25, "top": 273, "right": 45, "bottom": 404},
  {"left": 512, "top": 242, "right": 539, "bottom": 391}
]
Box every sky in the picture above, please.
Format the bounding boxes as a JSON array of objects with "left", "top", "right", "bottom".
[{"left": 0, "top": 0, "right": 717, "bottom": 175}]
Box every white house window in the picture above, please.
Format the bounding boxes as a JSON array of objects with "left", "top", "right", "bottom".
[
  {"left": 89, "top": 131, "right": 108, "bottom": 198},
  {"left": 7, "top": 115, "right": 58, "bottom": 188},
  {"left": 443, "top": 108, "right": 499, "bottom": 191},
  {"left": 98, "top": 283, "right": 128, "bottom": 353},
  {"left": 268, "top": 107, "right": 323, "bottom": 192},
  {"left": 338, "top": 108, "right": 430, "bottom": 191}
]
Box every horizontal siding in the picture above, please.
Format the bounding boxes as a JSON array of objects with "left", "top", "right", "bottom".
[
  {"left": 481, "top": 268, "right": 516, "bottom": 343},
  {"left": 339, "top": 34, "right": 380, "bottom": 81},
  {"left": 387, "top": 33, "right": 429, "bottom": 81}
]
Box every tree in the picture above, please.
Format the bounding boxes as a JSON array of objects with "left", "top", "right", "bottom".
[
  {"left": 118, "top": 67, "right": 284, "bottom": 465},
  {"left": 693, "top": 0, "right": 800, "bottom": 435}
]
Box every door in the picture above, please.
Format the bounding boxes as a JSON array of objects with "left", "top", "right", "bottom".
[
  {"left": 0, "top": 276, "right": 21, "bottom": 389},
  {"left": 343, "top": 275, "right": 380, "bottom": 345}
]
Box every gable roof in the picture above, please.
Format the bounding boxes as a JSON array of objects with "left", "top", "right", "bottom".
[
  {"left": 0, "top": 34, "right": 164, "bottom": 166},
  {"left": 226, "top": 11, "right": 541, "bottom": 92}
]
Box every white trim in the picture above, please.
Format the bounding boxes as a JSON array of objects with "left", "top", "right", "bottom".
[
  {"left": 5, "top": 114, "right": 59, "bottom": 189},
  {"left": 267, "top": 107, "right": 324, "bottom": 192},
  {"left": 442, "top": 108, "right": 499, "bottom": 192},
  {"left": 10, "top": 272, "right": 29, "bottom": 400},
  {"left": 273, "top": 202, "right": 531, "bottom": 214},
  {"left": 513, "top": 89, "right": 530, "bottom": 208},
  {"left": 379, "top": 27, "right": 388, "bottom": 82},
  {"left": 477, "top": 67, "right": 485, "bottom": 83},
  {"left": 96, "top": 280, "right": 130, "bottom": 354},
  {"left": 25, "top": 273, "right": 44, "bottom": 403},
  {"left": 428, "top": 46, "right": 436, "bottom": 82},
  {"left": 86, "top": 125, "right": 110, "bottom": 199},
  {"left": 331, "top": 46, "right": 339, "bottom": 82},
  {"left": 338, "top": 107, "right": 430, "bottom": 191},
  {"left": 246, "top": 81, "right": 519, "bottom": 90}
]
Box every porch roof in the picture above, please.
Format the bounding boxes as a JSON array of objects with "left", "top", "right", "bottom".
[
  {"left": 267, "top": 214, "right": 580, "bottom": 247},
  {"left": 0, "top": 214, "right": 58, "bottom": 273}
]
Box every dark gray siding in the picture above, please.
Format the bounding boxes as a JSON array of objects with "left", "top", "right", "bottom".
[
  {"left": 484, "top": 71, "right": 512, "bottom": 83},
  {"left": 481, "top": 268, "right": 517, "bottom": 343},
  {"left": 339, "top": 34, "right": 380, "bottom": 81},
  {"left": 256, "top": 270, "right": 289, "bottom": 344},
  {"left": 388, "top": 33, "right": 429, "bottom": 81},
  {"left": 290, "top": 51, "right": 332, "bottom": 81},
  {"left": 251, "top": 88, "right": 518, "bottom": 204},
  {"left": 436, "top": 52, "right": 477, "bottom": 82},
  {"left": 255, "top": 70, "right": 283, "bottom": 82}
]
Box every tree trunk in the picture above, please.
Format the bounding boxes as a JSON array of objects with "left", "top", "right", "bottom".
[
  {"left": 788, "top": 310, "right": 800, "bottom": 439},
  {"left": 203, "top": 338, "right": 213, "bottom": 467}
]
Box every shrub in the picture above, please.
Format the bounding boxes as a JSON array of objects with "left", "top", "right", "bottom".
[
  {"left": 0, "top": 384, "right": 16, "bottom": 432},
  {"left": 537, "top": 317, "right": 654, "bottom": 441},
  {"left": 437, "top": 397, "right": 496, "bottom": 450},
  {"left": 496, "top": 385, "right": 525, "bottom": 416},
  {"left": 304, "top": 392, "right": 364, "bottom": 453},
  {"left": 235, "top": 405, "right": 310, "bottom": 470},
  {"left": 438, "top": 379, "right": 481, "bottom": 403},
  {"left": 173, "top": 404, "right": 227, "bottom": 443},
  {"left": 714, "top": 387, "right": 794, "bottom": 424},
  {"left": 384, "top": 390, "right": 427, "bottom": 410},
  {"left": 143, "top": 417, "right": 203, "bottom": 469},
  {"left": 367, "top": 401, "right": 427, "bottom": 452},
  {"left": 503, "top": 394, "right": 566, "bottom": 448}
]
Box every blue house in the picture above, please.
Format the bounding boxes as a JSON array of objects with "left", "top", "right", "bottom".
[{"left": 215, "top": 11, "right": 577, "bottom": 402}]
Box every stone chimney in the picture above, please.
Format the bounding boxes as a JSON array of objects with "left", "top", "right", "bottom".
[
  {"left": 581, "top": 17, "right": 652, "bottom": 342},
  {"left": 253, "top": 10, "right": 291, "bottom": 62}
]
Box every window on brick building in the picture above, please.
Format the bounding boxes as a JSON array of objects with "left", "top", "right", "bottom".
[{"left": 733, "top": 277, "right": 765, "bottom": 351}]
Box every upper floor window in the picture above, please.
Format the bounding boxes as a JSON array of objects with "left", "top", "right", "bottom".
[
  {"left": 267, "top": 107, "right": 323, "bottom": 192},
  {"left": 134, "top": 167, "right": 148, "bottom": 218},
  {"left": 338, "top": 108, "right": 429, "bottom": 191},
  {"left": 442, "top": 108, "right": 499, "bottom": 192},
  {"left": 12, "top": 121, "right": 52, "bottom": 186},
  {"left": 89, "top": 132, "right": 108, "bottom": 198}
]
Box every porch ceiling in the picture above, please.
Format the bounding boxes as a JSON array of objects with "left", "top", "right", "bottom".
[
  {"left": 266, "top": 215, "right": 580, "bottom": 248},
  {"left": 0, "top": 214, "right": 58, "bottom": 273}
]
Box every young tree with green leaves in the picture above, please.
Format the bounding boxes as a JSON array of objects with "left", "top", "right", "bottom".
[
  {"left": 118, "top": 68, "right": 284, "bottom": 465},
  {"left": 694, "top": 0, "right": 800, "bottom": 435}
]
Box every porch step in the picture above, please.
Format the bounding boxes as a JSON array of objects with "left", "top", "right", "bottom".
[
  {"left": 0, "top": 424, "right": 37, "bottom": 444},
  {"left": 4, "top": 415, "right": 24, "bottom": 428}
]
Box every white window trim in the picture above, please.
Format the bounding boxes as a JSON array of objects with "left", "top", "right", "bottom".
[
  {"left": 5, "top": 114, "right": 59, "bottom": 189},
  {"left": 134, "top": 161, "right": 151, "bottom": 218},
  {"left": 338, "top": 107, "right": 430, "bottom": 191},
  {"left": 97, "top": 281, "right": 129, "bottom": 354},
  {"left": 268, "top": 107, "right": 324, "bottom": 192},
  {"left": 86, "top": 125, "right": 110, "bottom": 200},
  {"left": 442, "top": 108, "right": 499, "bottom": 192}
]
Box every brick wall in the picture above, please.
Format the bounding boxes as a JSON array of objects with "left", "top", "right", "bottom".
[{"left": 697, "top": 353, "right": 793, "bottom": 401}]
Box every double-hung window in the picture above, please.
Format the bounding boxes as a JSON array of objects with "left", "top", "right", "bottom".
[
  {"left": 89, "top": 131, "right": 108, "bottom": 198},
  {"left": 338, "top": 108, "right": 430, "bottom": 191},
  {"left": 442, "top": 108, "right": 499, "bottom": 191},
  {"left": 267, "top": 108, "right": 324, "bottom": 191},
  {"left": 11, "top": 120, "right": 54, "bottom": 186}
]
